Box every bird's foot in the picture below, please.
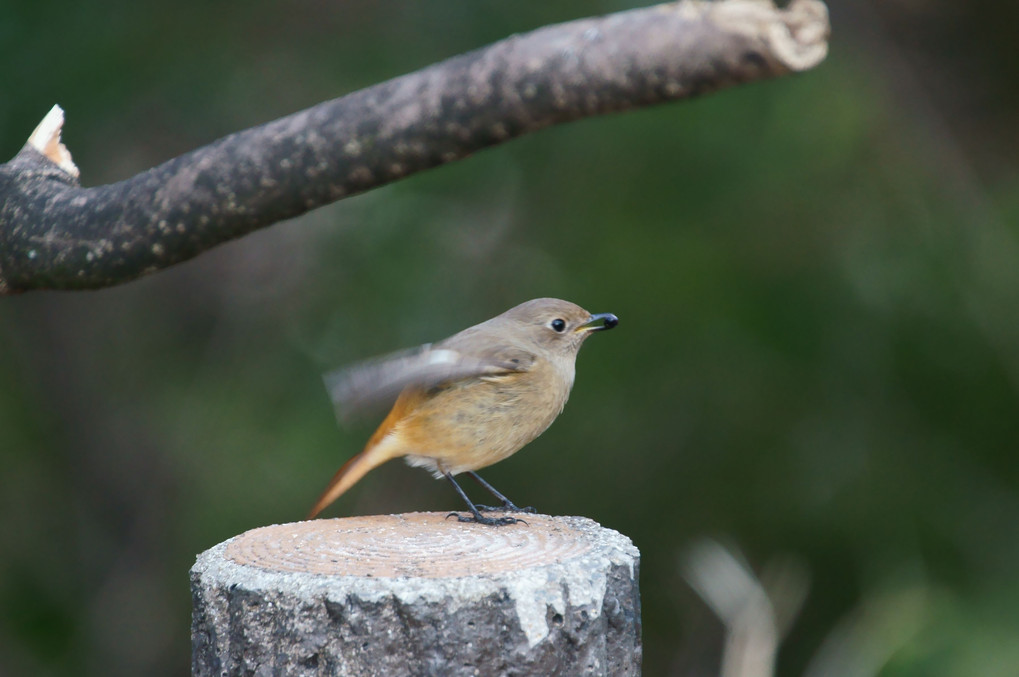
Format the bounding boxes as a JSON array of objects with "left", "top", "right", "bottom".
[
  {"left": 477, "top": 503, "right": 536, "bottom": 514},
  {"left": 446, "top": 511, "right": 526, "bottom": 527}
]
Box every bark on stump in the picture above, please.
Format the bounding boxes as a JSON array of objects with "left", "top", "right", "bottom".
[{"left": 190, "top": 512, "right": 641, "bottom": 676}]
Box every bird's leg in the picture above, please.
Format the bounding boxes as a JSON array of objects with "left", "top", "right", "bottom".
[
  {"left": 468, "top": 471, "right": 536, "bottom": 514},
  {"left": 443, "top": 472, "right": 524, "bottom": 526}
]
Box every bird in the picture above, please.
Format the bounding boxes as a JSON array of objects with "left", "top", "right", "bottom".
[{"left": 308, "top": 298, "right": 618, "bottom": 525}]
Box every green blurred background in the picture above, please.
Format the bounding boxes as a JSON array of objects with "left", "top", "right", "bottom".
[{"left": 3, "top": 1, "right": 1019, "bottom": 675}]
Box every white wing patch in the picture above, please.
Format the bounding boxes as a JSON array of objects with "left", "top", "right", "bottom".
[{"left": 424, "top": 349, "right": 461, "bottom": 366}]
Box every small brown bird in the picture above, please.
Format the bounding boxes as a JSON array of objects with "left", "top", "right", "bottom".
[{"left": 308, "top": 298, "right": 618, "bottom": 525}]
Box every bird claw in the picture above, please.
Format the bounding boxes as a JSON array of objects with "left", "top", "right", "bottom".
[
  {"left": 445, "top": 511, "right": 525, "bottom": 527},
  {"left": 477, "top": 503, "right": 536, "bottom": 514}
]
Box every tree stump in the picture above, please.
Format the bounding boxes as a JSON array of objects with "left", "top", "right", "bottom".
[{"left": 190, "top": 512, "right": 641, "bottom": 676}]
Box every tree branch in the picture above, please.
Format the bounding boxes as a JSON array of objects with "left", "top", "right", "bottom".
[{"left": 0, "top": 0, "right": 828, "bottom": 294}]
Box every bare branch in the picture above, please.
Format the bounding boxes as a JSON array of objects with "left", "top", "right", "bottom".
[
  {"left": 0, "top": 0, "right": 829, "bottom": 294},
  {"left": 681, "top": 539, "right": 810, "bottom": 677}
]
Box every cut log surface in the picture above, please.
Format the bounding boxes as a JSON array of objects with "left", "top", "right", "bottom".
[{"left": 190, "top": 512, "right": 641, "bottom": 676}]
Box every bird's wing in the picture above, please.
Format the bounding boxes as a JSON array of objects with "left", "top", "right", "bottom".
[{"left": 324, "top": 341, "right": 535, "bottom": 421}]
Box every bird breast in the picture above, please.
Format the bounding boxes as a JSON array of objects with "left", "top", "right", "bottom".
[{"left": 399, "top": 358, "right": 575, "bottom": 476}]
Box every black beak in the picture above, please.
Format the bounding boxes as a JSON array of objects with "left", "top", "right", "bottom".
[{"left": 579, "top": 313, "right": 619, "bottom": 333}]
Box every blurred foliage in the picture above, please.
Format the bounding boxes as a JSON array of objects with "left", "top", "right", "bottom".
[{"left": 3, "top": 1, "right": 1019, "bottom": 675}]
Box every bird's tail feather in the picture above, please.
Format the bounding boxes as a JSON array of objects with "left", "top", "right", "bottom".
[
  {"left": 307, "top": 390, "right": 421, "bottom": 519},
  {"left": 306, "top": 447, "right": 388, "bottom": 519}
]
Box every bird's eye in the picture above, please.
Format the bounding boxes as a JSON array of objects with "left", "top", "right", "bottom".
[{"left": 550, "top": 318, "right": 566, "bottom": 333}]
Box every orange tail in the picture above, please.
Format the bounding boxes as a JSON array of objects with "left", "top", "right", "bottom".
[
  {"left": 307, "top": 390, "right": 420, "bottom": 519},
  {"left": 306, "top": 446, "right": 390, "bottom": 519}
]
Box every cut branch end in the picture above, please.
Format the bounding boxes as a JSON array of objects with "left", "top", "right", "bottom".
[
  {"left": 708, "top": 0, "right": 830, "bottom": 71},
  {"left": 27, "top": 104, "right": 80, "bottom": 179}
]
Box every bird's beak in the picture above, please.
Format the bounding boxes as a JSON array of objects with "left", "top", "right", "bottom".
[{"left": 577, "top": 313, "right": 619, "bottom": 333}]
